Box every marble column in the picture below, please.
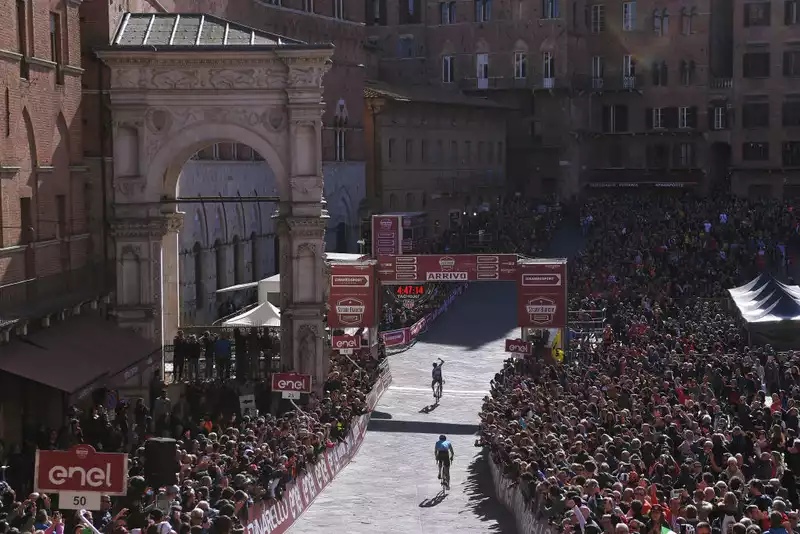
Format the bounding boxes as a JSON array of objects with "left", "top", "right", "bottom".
[{"left": 110, "top": 212, "right": 184, "bottom": 349}]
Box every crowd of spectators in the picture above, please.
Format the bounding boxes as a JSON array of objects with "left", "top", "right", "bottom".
[
  {"left": 482, "top": 191, "right": 800, "bottom": 534},
  {"left": 0, "top": 336, "right": 384, "bottom": 534}
]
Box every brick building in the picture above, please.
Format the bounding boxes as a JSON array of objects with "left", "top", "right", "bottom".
[{"left": 366, "top": 0, "right": 743, "bottom": 196}]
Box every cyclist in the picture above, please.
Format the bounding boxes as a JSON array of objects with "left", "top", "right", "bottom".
[
  {"left": 434, "top": 434, "right": 455, "bottom": 482},
  {"left": 431, "top": 357, "right": 444, "bottom": 399}
]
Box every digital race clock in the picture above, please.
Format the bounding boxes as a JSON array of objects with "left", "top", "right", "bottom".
[{"left": 395, "top": 284, "right": 426, "bottom": 297}]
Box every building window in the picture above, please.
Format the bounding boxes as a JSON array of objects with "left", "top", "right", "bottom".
[
  {"left": 679, "top": 60, "right": 696, "bottom": 85},
  {"left": 622, "top": 1, "right": 636, "bottom": 31},
  {"left": 745, "top": 2, "right": 771, "bottom": 26},
  {"left": 592, "top": 56, "right": 605, "bottom": 79},
  {"left": 477, "top": 53, "right": 489, "bottom": 81},
  {"left": 742, "top": 142, "right": 769, "bottom": 161},
  {"left": 542, "top": 52, "right": 555, "bottom": 78},
  {"left": 398, "top": 36, "right": 414, "bottom": 58},
  {"left": 388, "top": 138, "right": 395, "bottom": 162},
  {"left": 788, "top": 0, "right": 799, "bottom": 24},
  {"left": 785, "top": 51, "right": 800, "bottom": 76},
  {"left": 674, "top": 143, "right": 696, "bottom": 167},
  {"left": 713, "top": 106, "right": 728, "bottom": 130},
  {"left": 591, "top": 4, "right": 605, "bottom": 32},
  {"left": 4, "top": 88, "right": 9, "bottom": 137},
  {"left": 678, "top": 106, "right": 697, "bottom": 128},
  {"left": 440, "top": 1, "right": 456, "bottom": 23},
  {"left": 50, "top": 13, "right": 64, "bottom": 85},
  {"left": 652, "top": 61, "right": 668, "bottom": 85},
  {"left": 304, "top": 0, "right": 314, "bottom": 12},
  {"left": 743, "top": 52, "right": 771, "bottom": 78},
  {"left": 16, "top": 0, "right": 28, "bottom": 79},
  {"left": 601, "top": 105, "right": 629, "bottom": 132},
  {"left": 542, "top": 0, "right": 560, "bottom": 18},
  {"left": 623, "top": 54, "right": 636, "bottom": 76},
  {"left": 372, "top": 0, "right": 383, "bottom": 23},
  {"left": 442, "top": 55, "right": 455, "bottom": 82},
  {"left": 335, "top": 129, "right": 346, "bottom": 161},
  {"left": 514, "top": 52, "right": 527, "bottom": 79},
  {"left": 405, "top": 139, "right": 413, "bottom": 163},
  {"left": 681, "top": 7, "right": 691, "bottom": 34},
  {"left": 783, "top": 100, "right": 800, "bottom": 126},
  {"left": 652, "top": 108, "right": 664, "bottom": 129},
  {"left": 743, "top": 102, "right": 770, "bottom": 128},
  {"left": 653, "top": 9, "right": 668, "bottom": 35},
  {"left": 334, "top": 0, "right": 344, "bottom": 18},
  {"left": 476, "top": 0, "right": 492, "bottom": 21},
  {"left": 783, "top": 141, "right": 800, "bottom": 166}
]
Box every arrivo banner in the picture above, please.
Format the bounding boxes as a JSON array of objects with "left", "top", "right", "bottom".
[
  {"left": 516, "top": 261, "right": 567, "bottom": 328},
  {"left": 327, "top": 264, "right": 375, "bottom": 328},
  {"left": 35, "top": 445, "right": 128, "bottom": 495},
  {"left": 505, "top": 339, "right": 533, "bottom": 355},
  {"left": 377, "top": 254, "right": 518, "bottom": 283},
  {"left": 244, "top": 367, "right": 392, "bottom": 534},
  {"left": 271, "top": 373, "right": 311, "bottom": 394},
  {"left": 371, "top": 215, "right": 402, "bottom": 256},
  {"left": 331, "top": 335, "right": 360, "bottom": 350}
]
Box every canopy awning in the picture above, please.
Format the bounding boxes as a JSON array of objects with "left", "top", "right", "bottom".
[
  {"left": 222, "top": 301, "right": 281, "bottom": 327},
  {"left": 728, "top": 274, "right": 800, "bottom": 323},
  {"left": 0, "top": 314, "right": 161, "bottom": 400}
]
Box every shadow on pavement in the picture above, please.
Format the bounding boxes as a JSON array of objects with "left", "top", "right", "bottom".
[
  {"left": 367, "top": 419, "right": 478, "bottom": 435},
  {"left": 464, "top": 450, "right": 518, "bottom": 533},
  {"left": 370, "top": 410, "right": 393, "bottom": 419},
  {"left": 419, "top": 403, "right": 440, "bottom": 414},
  {"left": 418, "top": 490, "right": 448, "bottom": 508}
]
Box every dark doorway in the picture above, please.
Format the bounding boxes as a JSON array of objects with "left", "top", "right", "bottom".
[
  {"left": 710, "top": 142, "right": 732, "bottom": 192},
  {"left": 336, "top": 222, "right": 347, "bottom": 252}
]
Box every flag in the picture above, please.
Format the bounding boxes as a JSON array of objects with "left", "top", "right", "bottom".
[
  {"left": 551, "top": 329, "right": 563, "bottom": 362},
  {"left": 662, "top": 526, "right": 678, "bottom": 534}
]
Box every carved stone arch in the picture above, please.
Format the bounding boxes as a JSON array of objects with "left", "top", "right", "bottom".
[
  {"left": 475, "top": 38, "right": 490, "bottom": 54},
  {"left": 513, "top": 39, "right": 529, "bottom": 53},
  {"left": 334, "top": 98, "right": 349, "bottom": 127},
  {"left": 441, "top": 40, "right": 456, "bottom": 56}
]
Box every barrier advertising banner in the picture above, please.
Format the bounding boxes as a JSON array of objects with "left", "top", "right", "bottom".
[
  {"left": 380, "top": 328, "right": 409, "bottom": 347},
  {"left": 372, "top": 215, "right": 402, "bottom": 256},
  {"left": 331, "top": 335, "right": 360, "bottom": 351},
  {"left": 328, "top": 264, "right": 375, "bottom": 328},
  {"left": 377, "top": 254, "right": 517, "bottom": 283},
  {"left": 516, "top": 261, "right": 567, "bottom": 328},
  {"left": 244, "top": 368, "right": 392, "bottom": 534}
]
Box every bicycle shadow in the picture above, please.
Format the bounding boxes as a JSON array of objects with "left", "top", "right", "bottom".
[
  {"left": 419, "top": 401, "right": 440, "bottom": 414},
  {"left": 418, "top": 490, "right": 448, "bottom": 508}
]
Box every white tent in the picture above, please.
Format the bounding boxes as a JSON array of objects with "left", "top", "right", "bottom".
[{"left": 221, "top": 301, "right": 281, "bottom": 327}]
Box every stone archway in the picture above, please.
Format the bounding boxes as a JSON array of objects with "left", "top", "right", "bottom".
[{"left": 97, "top": 13, "right": 334, "bottom": 386}]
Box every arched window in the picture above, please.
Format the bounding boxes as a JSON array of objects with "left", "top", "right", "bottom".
[
  {"left": 214, "top": 239, "right": 225, "bottom": 290},
  {"left": 251, "top": 231, "right": 259, "bottom": 281},
  {"left": 653, "top": 9, "right": 662, "bottom": 35},
  {"left": 193, "top": 242, "right": 204, "bottom": 308},
  {"left": 232, "top": 235, "right": 243, "bottom": 285},
  {"left": 661, "top": 9, "right": 669, "bottom": 34}
]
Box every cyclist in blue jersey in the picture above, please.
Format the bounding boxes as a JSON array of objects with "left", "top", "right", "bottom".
[{"left": 434, "top": 434, "right": 455, "bottom": 482}]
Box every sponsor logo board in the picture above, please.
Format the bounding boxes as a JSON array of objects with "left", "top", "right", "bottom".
[
  {"left": 35, "top": 445, "right": 128, "bottom": 495},
  {"left": 505, "top": 339, "right": 533, "bottom": 354},
  {"left": 271, "top": 372, "right": 312, "bottom": 394}
]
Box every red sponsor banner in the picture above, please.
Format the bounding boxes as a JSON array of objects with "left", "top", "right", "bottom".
[
  {"left": 35, "top": 445, "right": 128, "bottom": 495},
  {"left": 517, "top": 261, "right": 567, "bottom": 328},
  {"left": 377, "top": 254, "right": 518, "bottom": 283},
  {"left": 271, "top": 372, "right": 312, "bottom": 394},
  {"left": 380, "top": 328, "right": 409, "bottom": 347},
  {"left": 409, "top": 316, "right": 426, "bottom": 338},
  {"left": 331, "top": 335, "right": 360, "bottom": 350},
  {"left": 372, "top": 215, "right": 402, "bottom": 256},
  {"left": 328, "top": 264, "right": 375, "bottom": 328},
  {"left": 505, "top": 339, "right": 533, "bottom": 355},
  {"left": 245, "top": 369, "right": 392, "bottom": 534}
]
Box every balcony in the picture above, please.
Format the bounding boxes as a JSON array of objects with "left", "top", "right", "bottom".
[
  {"left": 622, "top": 75, "right": 637, "bottom": 89},
  {"left": 710, "top": 77, "right": 733, "bottom": 89},
  {"left": 0, "top": 261, "right": 114, "bottom": 327},
  {"left": 572, "top": 74, "right": 643, "bottom": 92},
  {"left": 458, "top": 76, "right": 533, "bottom": 90}
]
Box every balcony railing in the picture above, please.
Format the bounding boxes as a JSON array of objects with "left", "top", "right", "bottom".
[
  {"left": 0, "top": 261, "right": 114, "bottom": 326},
  {"left": 458, "top": 76, "right": 533, "bottom": 90},
  {"left": 710, "top": 77, "right": 733, "bottom": 89},
  {"left": 571, "top": 74, "right": 643, "bottom": 91},
  {"left": 542, "top": 77, "right": 555, "bottom": 89},
  {"left": 622, "top": 75, "right": 637, "bottom": 89}
]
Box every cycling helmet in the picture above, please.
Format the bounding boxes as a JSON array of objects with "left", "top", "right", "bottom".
[
  {"left": 439, "top": 435, "right": 447, "bottom": 441},
  {"left": 432, "top": 362, "right": 437, "bottom": 367}
]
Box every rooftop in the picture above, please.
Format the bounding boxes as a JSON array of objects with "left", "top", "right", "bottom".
[
  {"left": 112, "top": 12, "right": 305, "bottom": 48},
  {"left": 364, "top": 81, "right": 511, "bottom": 109}
]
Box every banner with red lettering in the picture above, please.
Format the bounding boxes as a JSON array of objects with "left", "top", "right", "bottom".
[
  {"left": 328, "top": 264, "right": 375, "bottom": 328},
  {"left": 244, "top": 369, "right": 391, "bottom": 534},
  {"left": 516, "top": 261, "right": 567, "bottom": 328},
  {"left": 377, "top": 254, "right": 518, "bottom": 283}
]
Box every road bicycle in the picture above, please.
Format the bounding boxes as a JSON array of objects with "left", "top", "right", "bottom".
[
  {"left": 439, "top": 461, "right": 450, "bottom": 491},
  {"left": 433, "top": 380, "right": 444, "bottom": 402}
]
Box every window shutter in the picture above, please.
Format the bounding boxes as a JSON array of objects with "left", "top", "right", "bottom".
[
  {"left": 707, "top": 106, "right": 714, "bottom": 130},
  {"left": 475, "top": 0, "right": 481, "bottom": 21},
  {"left": 787, "top": 0, "right": 793, "bottom": 25},
  {"left": 661, "top": 62, "right": 669, "bottom": 85},
  {"left": 485, "top": 0, "right": 492, "bottom": 19},
  {"left": 645, "top": 107, "right": 653, "bottom": 129},
  {"left": 652, "top": 62, "right": 660, "bottom": 85},
  {"left": 688, "top": 106, "right": 698, "bottom": 128},
  {"left": 602, "top": 105, "right": 611, "bottom": 132}
]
